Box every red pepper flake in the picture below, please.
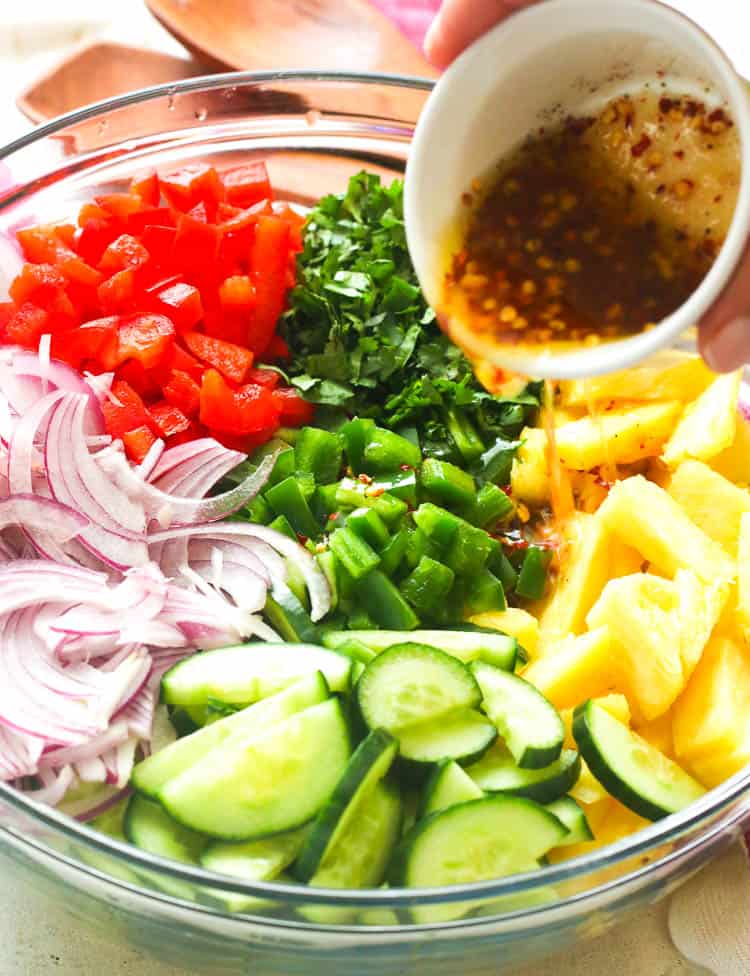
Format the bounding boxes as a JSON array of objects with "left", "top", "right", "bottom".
[
  {"left": 656, "top": 184, "right": 666, "bottom": 195},
  {"left": 365, "top": 486, "right": 385, "bottom": 498},
  {"left": 328, "top": 512, "right": 339, "bottom": 521},
  {"left": 673, "top": 150, "right": 685, "bottom": 160},
  {"left": 659, "top": 97, "right": 676, "bottom": 114},
  {"left": 631, "top": 134, "right": 652, "bottom": 158},
  {"left": 399, "top": 464, "right": 415, "bottom": 472},
  {"left": 461, "top": 192, "right": 474, "bottom": 207},
  {"left": 297, "top": 534, "right": 308, "bottom": 545},
  {"left": 357, "top": 472, "right": 373, "bottom": 485}
]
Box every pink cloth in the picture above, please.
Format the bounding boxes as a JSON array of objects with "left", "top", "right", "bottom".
[{"left": 369, "top": 0, "right": 442, "bottom": 50}]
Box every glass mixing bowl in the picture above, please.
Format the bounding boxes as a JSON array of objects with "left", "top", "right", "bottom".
[{"left": 0, "top": 72, "right": 748, "bottom": 975}]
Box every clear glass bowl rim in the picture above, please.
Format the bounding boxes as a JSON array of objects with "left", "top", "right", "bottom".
[{"left": 0, "top": 68, "right": 747, "bottom": 914}]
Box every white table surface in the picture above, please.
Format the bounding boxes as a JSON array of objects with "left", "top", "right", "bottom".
[{"left": 0, "top": 1, "right": 747, "bottom": 973}]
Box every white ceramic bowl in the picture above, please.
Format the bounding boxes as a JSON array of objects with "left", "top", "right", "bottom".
[{"left": 405, "top": 0, "right": 750, "bottom": 379}]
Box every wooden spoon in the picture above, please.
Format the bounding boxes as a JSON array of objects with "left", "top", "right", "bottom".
[{"left": 145, "top": 0, "right": 438, "bottom": 77}]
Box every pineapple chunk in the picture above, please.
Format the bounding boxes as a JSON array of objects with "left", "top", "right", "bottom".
[
  {"left": 569, "top": 763, "right": 610, "bottom": 807},
  {"left": 539, "top": 512, "right": 641, "bottom": 644},
  {"left": 711, "top": 414, "right": 750, "bottom": 486},
  {"left": 468, "top": 607, "right": 540, "bottom": 659},
  {"left": 522, "top": 627, "right": 619, "bottom": 709},
  {"left": 672, "top": 635, "right": 750, "bottom": 761},
  {"left": 598, "top": 475, "right": 735, "bottom": 585},
  {"left": 559, "top": 352, "right": 715, "bottom": 407},
  {"left": 662, "top": 371, "right": 741, "bottom": 467},
  {"left": 673, "top": 569, "right": 728, "bottom": 679},
  {"left": 555, "top": 402, "right": 682, "bottom": 471},
  {"left": 737, "top": 513, "right": 750, "bottom": 632},
  {"left": 548, "top": 799, "right": 650, "bottom": 862},
  {"left": 633, "top": 710, "right": 674, "bottom": 758},
  {"left": 560, "top": 693, "right": 631, "bottom": 748},
  {"left": 586, "top": 574, "right": 682, "bottom": 721},
  {"left": 510, "top": 427, "right": 549, "bottom": 506},
  {"left": 687, "top": 725, "right": 750, "bottom": 788},
  {"left": 668, "top": 460, "right": 750, "bottom": 557}
]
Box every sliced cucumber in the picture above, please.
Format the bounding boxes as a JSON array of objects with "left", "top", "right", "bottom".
[
  {"left": 293, "top": 728, "right": 398, "bottom": 883},
  {"left": 357, "top": 643, "right": 481, "bottom": 732},
  {"left": 572, "top": 700, "right": 705, "bottom": 821},
  {"left": 324, "top": 629, "right": 517, "bottom": 671},
  {"left": 161, "top": 643, "right": 352, "bottom": 707},
  {"left": 389, "top": 796, "right": 567, "bottom": 923},
  {"left": 420, "top": 760, "right": 483, "bottom": 818},
  {"left": 466, "top": 744, "right": 581, "bottom": 804},
  {"left": 545, "top": 796, "right": 593, "bottom": 846},
  {"left": 133, "top": 673, "right": 329, "bottom": 799},
  {"left": 158, "top": 698, "right": 352, "bottom": 840},
  {"left": 124, "top": 793, "right": 207, "bottom": 863},
  {"left": 471, "top": 662, "right": 564, "bottom": 769},
  {"left": 396, "top": 709, "right": 497, "bottom": 765}
]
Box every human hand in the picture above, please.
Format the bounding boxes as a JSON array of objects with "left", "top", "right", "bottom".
[{"left": 424, "top": 0, "right": 750, "bottom": 373}]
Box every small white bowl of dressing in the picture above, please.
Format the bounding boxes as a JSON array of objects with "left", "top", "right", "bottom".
[{"left": 405, "top": 0, "right": 750, "bottom": 380}]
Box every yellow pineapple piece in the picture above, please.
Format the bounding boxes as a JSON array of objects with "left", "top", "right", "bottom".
[
  {"left": 555, "top": 402, "right": 682, "bottom": 471},
  {"left": 598, "top": 475, "right": 735, "bottom": 585},
  {"left": 633, "top": 710, "right": 674, "bottom": 758},
  {"left": 672, "top": 635, "right": 750, "bottom": 761},
  {"left": 548, "top": 799, "right": 651, "bottom": 862},
  {"left": 538, "top": 512, "right": 642, "bottom": 644},
  {"left": 673, "top": 569, "right": 728, "bottom": 678},
  {"left": 522, "top": 627, "right": 619, "bottom": 710},
  {"left": 662, "top": 371, "right": 742, "bottom": 467},
  {"left": 586, "top": 574, "right": 682, "bottom": 721},
  {"left": 560, "top": 693, "right": 631, "bottom": 748},
  {"left": 569, "top": 472, "right": 610, "bottom": 513},
  {"left": 668, "top": 460, "right": 750, "bottom": 557},
  {"left": 711, "top": 414, "right": 750, "bottom": 486},
  {"left": 468, "top": 607, "right": 540, "bottom": 659},
  {"left": 510, "top": 427, "right": 549, "bottom": 506},
  {"left": 737, "top": 513, "right": 750, "bottom": 632},
  {"left": 569, "top": 762, "right": 610, "bottom": 807},
  {"left": 687, "top": 725, "right": 750, "bottom": 788},
  {"left": 559, "top": 352, "right": 715, "bottom": 407}
]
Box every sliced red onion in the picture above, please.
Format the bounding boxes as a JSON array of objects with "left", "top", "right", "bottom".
[
  {"left": 0, "top": 494, "right": 87, "bottom": 545},
  {"left": 4, "top": 352, "right": 104, "bottom": 433},
  {"left": 150, "top": 438, "right": 241, "bottom": 488},
  {"left": 20, "top": 765, "right": 75, "bottom": 806},
  {"left": 60, "top": 782, "right": 130, "bottom": 822},
  {"left": 136, "top": 436, "right": 165, "bottom": 481}
]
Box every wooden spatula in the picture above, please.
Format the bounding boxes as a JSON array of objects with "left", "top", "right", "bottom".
[{"left": 145, "top": 0, "right": 438, "bottom": 77}]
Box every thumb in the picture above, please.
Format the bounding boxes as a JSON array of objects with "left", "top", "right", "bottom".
[
  {"left": 424, "top": 0, "right": 537, "bottom": 70},
  {"left": 698, "top": 236, "right": 750, "bottom": 372}
]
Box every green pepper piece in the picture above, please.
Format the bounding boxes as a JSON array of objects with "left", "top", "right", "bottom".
[
  {"left": 420, "top": 457, "right": 476, "bottom": 510},
  {"left": 265, "top": 476, "right": 320, "bottom": 539},
  {"left": 445, "top": 521, "right": 495, "bottom": 577},
  {"left": 295, "top": 427, "right": 343, "bottom": 485},
  {"left": 329, "top": 526, "right": 381, "bottom": 580},
  {"left": 412, "top": 503, "right": 461, "bottom": 548},
  {"left": 474, "top": 436, "right": 521, "bottom": 486},
  {"left": 264, "top": 582, "right": 319, "bottom": 643},
  {"left": 464, "top": 568, "right": 508, "bottom": 616},
  {"left": 237, "top": 493, "right": 272, "bottom": 525},
  {"left": 340, "top": 418, "right": 376, "bottom": 472},
  {"left": 347, "top": 608, "right": 378, "bottom": 631},
  {"left": 347, "top": 507, "right": 390, "bottom": 550},
  {"left": 488, "top": 549, "right": 519, "bottom": 593},
  {"left": 334, "top": 481, "right": 408, "bottom": 525},
  {"left": 315, "top": 549, "right": 339, "bottom": 612},
  {"left": 266, "top": 446, "right": 296, "bottom": 487},
  {"left": 404, "top": 525, "right": 442, "bottom": 570},
  {"left": 268, "top": 514, "right": 298, "bottom": 542},
  {"left": 445, "top": 407, "right": 485, "bottom": 464},
  {"left": 314, "top": 483, "right": 340, "bottom": 516},
  {"left": 400, "top": 556, "right": 455, "bottom": 615},
  {"left": 515, "top": 546, "right": 554, "bottom": 601},
  {"left": 380, "top": 527, "right": 410, "bottom": 576},
  {"left": 362, "top": 426, "right": 421, "bottom": 474},
  {"left": 467, "top": 482, "right": 515, "bottom": 529},
  {"left": 354, "top": 570, "right": 419, "bottom": 630},
  {"left": 371, "top": 469, "right": 418, "bottom": 507}
]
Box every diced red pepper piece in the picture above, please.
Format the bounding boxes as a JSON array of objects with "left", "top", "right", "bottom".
[
  {"left": 219, "top": 275, "right": 255, "bottom": 309},
  {"left": 222, "top": 162, "right": 272, "bottom": 208},
  {"left": 148, "top": 400, "right": 191, "bottom": 439},
  {"left": 216, "top": 202, "right": 244, "bottom": 221},
  {"left": 246, "top": 367, "right": 281, "bottom": 389},
  {"left": 172, "top": 214, "right": 221, "bottom": 276},
  {"left": 17, "top": 225, "right": 102, "bottom": 287},
  {"left": 76, "top": 218, "right": 122, "bottom": 267},
  {"left": 9, "top": 263, "right": 78, "bottom": 331},
  {"left": 160, "top": 165, "right": 225, "bottom": 216},
  {"left": 159, "top": 342, "right": 205, "bottom": 382},
  {"left": 247, "top": 215, "right": 290, "bottom": 356},
  {"left": 95, "top": 193, "right": 144, "bottom": 219},
  {"left": 115, "top": 359, "right": 162, "bottom": 400},
  {"left": 97, "top": 269, "right": 137, "bottom": 315},
  {"left": 99, "top": 234, "right": 150, "bottom": 272},
  {"left": 199, "top": 368, "right": 280, "bottom": 435},
  {"left": 51, "top": 317, "right": 118, "bottom": 369},
  {"left": 130, "top": 172, "right": 160, "bottom": 207},
  {"left": 102, "top": 379, "right": 154, "bottom": 439},
  {"left": 122, "top": 425, "right": 158, "bottom": 464},
  {"left": 183, "top": 331, "right": 254, "bottom": 384},
  {"left": 2, "top": 303, "right": 50, "bottom": 349},
  {"left": 162, "top": 369, "right": 201, "bottom": 418},
  {"left": 77, "top": 203, "right": 111, "bottom": 228},
  {"left": 153, "top": 282, "right": 203, "bottom": 331},
  {"left": 139, "top": 225, "right": 176, "bottom": 268},
  {"left": 116, "top": 313, "right": 175, "bottom": 370},
  {"left": 219, "top": 199, "right": 273, "bottom": 235},
  {"left": 265, "top": 334, "right": 290, "bottom": 360},
  {"left": 0, "top": 302, "right": 14, "bottom": 332},
  {"left": 165, "top": 420, "right": 205, "bottom": 447},
  {"left": 187, "top": 201, "right": 209, "bottom": 224},
  {"left": 272, "top": 386, "right": 315, "bottom": 426},
  {"left": 274, "top": 202, "right": 305, "bottom": 252},
  {"left": 126, "top": 207, "right": 176, "bottom": 236}
]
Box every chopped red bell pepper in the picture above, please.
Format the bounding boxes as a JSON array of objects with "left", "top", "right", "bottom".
[
  {"left": 247, "top": 215, "right": 290, "bottom": 356},
  {"left": 130, "top": 172, "right": 160, "bottom": 207},
  {"left": 148, "top": 400, "right": 191, "bottom": 439},
  {"left": 122, "top": 425, "right": 158, "bottom": 463},
  {"left": 76, "top": 218, "right": 122, "bottom": 267},
  {"left": 115, "top": 359, "right": 162, "bottom": 400},
  {"left": 3, "top": 303, "right": 50, "bottom": 349},
  {"left": 115, "top": 314, "right": 175, "bottom": 370},
  {"left": 95, "top": 194, "right": 144, "bottom": 219},
  {"left": 161, "top": 342, "right": 205, "bottom": 382},
  {"left": 102, "top": 380, "right": 154, "bottom": 440},
  {"left": 246, "top": 367, "right": 281, "bottom": 389},
  {"left": 172, "top": 214, "right": 221, "bottom": 277},
  {"left": 183, "top": 331, "right": 254, "bottom": 384},
  {"left": 272, "top": 386, "right": 315, "bottom": 425},
  {"left": 126, "top": 207, "right": 176, "bottom": 236},
  {"left": 97, "top": 269, "right": 137, "bottom": 315},
  {"left": 9, "top": 263, "right": 77, "bottom": 330},
  {"left": 99, "top": 234, "right": 150, "bottom": 273},
  {"left": 17, "top": 225, "right": 102, "bottom": 288},
  {"left": 51, "top": 317, "right": 118, "bottom": 369},
  {"left": 222, "top": 162, "right": 272, "bottom": 208},
  {"left": 153, "top": 282, "right": 203, "bottom": 331},
  {"left": 199, "top": 368, "right": 280, "bottom": 435},
  {"left": 160, "top": 165, "right": 225, "bottom": 216},
  {"left": 162, "top": 369, "right": 202, "bottom": 418},
  {"left": 265, "top": 334, "right": 290, "bottom": 360},
  {"left": 219, "top": 275, "right": 255, "bottom": 309}
]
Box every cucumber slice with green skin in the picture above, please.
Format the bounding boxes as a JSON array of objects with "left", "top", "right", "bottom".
[
  {"left": 396, "top": 709, "right": 497, "bottom": 766},
  {"left": 419, "top": 760, "right": 484, "bottom": 818},
  {"left": 323, "top": 637, "right": 377, "bottom": 665},
  {"left": 471, "top": 662, "right": 564, "bottom": 770},
  {"left": 293, "top": 729, "right": 398, "bottom": 883},
  {"left": 388, "top": 796, "right": 567, "bottom": 921},
  {"left": 161, "top": 643, "right": 352, "bottom": 708},
  {"left": 201, "top": 827, "right": 307, "bottom": 887},
  {"left": 158, "top": 698, "right": 352, "bottom": 841},
  {"left": 467, "top": 745, "right": 581, "bottom": 804},
  {"left": 545, "top": 796, "right": 593, "bottom": 846},
  {"left": 356, "top": 642, "right": 481, "bottom": 732},
  {"left": 133, "top": 673, "right": 329, "bottom": 799},
  {"left": 323, "top": 629, "right": 517, "bottom": 671},
  {"left": 572, "top": 700, "right": 705, "bottom": 821},
  {"left": 125, "top": 793, "right": 207, "bottom": 863}
]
